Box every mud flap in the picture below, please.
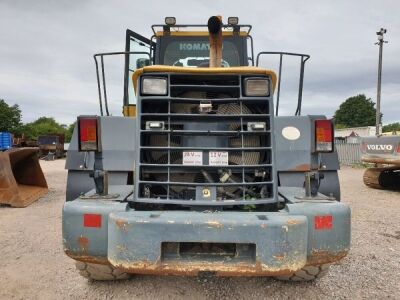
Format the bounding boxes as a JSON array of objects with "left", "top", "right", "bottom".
[{"left": 0, "top": 148, "right": 48, "bottom": 207}]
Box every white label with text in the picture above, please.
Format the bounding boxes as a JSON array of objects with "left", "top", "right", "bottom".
[
  {"left": 183, "top": 151, "right": 203, "bottom": 165},
  {"left": 209, "top": 151, "right": 229, "bottom": 166}
]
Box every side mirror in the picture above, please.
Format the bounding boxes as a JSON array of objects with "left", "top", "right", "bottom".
[{"left": 136, "top": 58, "right": 150, "bottom": 69}]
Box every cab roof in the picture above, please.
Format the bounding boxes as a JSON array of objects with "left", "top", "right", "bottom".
[
  {"left": 131, "top": 65, "right": 277, "bottom": 93},
  {"left": 151, "top": 23, "right": 252, "bottom": 37}
]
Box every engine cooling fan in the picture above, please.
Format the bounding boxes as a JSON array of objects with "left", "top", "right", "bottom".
[{"left": 144, "top": 91, "right": 262, "bottom": 197}]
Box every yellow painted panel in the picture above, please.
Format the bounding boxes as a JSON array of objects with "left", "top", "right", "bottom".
[
  {"left": 132, "top": 66, "right": 277, "bottom": 93},
  {"left": 123, "top": 105, "right": 136, "bottom": 117}
]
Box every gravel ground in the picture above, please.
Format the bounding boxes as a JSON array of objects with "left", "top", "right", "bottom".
[{"left": 0, "top": 160, "right": 399, "bottom": 299}]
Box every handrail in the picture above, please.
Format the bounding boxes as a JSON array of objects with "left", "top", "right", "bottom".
[
  {"left": 93, "top": 51, "right": 150, "bottom": 116},
  {"left": 256, "top": 52, "right": 310, "bottom": 116}
]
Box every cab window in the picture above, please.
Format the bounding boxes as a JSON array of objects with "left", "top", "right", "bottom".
[{"left": 159, "top": 36, "right": 245, "bottom": 67}]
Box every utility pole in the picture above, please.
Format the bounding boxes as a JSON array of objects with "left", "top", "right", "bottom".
[{"left": 375, "top": 28, "right": 388, "bottom": 136}]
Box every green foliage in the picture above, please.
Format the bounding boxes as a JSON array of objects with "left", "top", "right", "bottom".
[
  {"left": 0, "top": 99, "right": 22, "bottom": 133},
  {"left": 382, "top": 122, "right": 400, "bottom": 133},
  {"left": 334, "top": 123, "right": 346, "bottom": 129},
  {"left": 0, "top": 99, "right": 76, "bottom": 143},
  {"left": 65, "top": 122, "right": 76, "bottom": 143},
  {"left": 22, "top": 117, "right": 67, "bottom": 140},
  {"left": 334, "top": 94, "right": 378, "bottom": 128}
]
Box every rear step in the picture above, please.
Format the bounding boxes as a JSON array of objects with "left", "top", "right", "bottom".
[{"left": 161, "top": 242, "right": 256, "bottom": 262}]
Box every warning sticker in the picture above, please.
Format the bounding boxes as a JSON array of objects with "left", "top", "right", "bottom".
[
  {"left": 183, "top": 151, "right": 203, "bottom": 165},
  {"left": 209, "top": 151, "right": 229, "bottom": 166}
]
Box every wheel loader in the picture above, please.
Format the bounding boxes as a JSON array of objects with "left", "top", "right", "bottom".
[
  {"left": 361, "top": 135, "right": 400, "bottom": 190},
  {"left": 63, "top": 16, "right": 351, "bottom": 281}
]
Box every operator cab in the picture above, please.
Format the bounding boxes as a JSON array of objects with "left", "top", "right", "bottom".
[
  {"left": 93, "top": 17, "right": 309, "bottom": 118},
  {"left": 124, "top": 17, "right": 253, "bottom": 109}
]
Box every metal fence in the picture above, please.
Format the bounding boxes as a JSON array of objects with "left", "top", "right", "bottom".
[{"left": 335, "top": 142, "right": 361, "bottom": 165}]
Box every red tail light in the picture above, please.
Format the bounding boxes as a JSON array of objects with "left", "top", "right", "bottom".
[
  {"left": 78, "top": 116, "right": 99, "bottom": 151},
  {"left": 397, "top": 144, "right": 400, "bottom": 153},
  {"left": 315, "top": 119, "right": 334, "bottom": 152}
]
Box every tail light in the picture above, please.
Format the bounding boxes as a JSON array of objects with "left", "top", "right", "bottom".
[
  {"left": 315, "top": 119, "right": 334, "bottom": 152},
  {"left": 78, "top": 116, "right": 100, "bottom": 152},
  {"left": 397, "top": 144, "right": 400, "bottom": 154}
]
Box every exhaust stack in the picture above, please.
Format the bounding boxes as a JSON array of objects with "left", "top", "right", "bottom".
[{"left": 208, "top": 16, "right": 223, "bottom": 68}]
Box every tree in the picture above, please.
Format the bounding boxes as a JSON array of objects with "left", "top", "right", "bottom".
[
  {"left": 382, "top": 122, "right": 400, "bottom": 133},
  {"left": 334, "top": 94, "right": 378, "bottom": 128},
  {"left": 22, "top": 117, "right": 67, "bottom": 140},
  {"left": 65, "top": 122, "right": 76, "bottom": 143},
  {"left": 0, "top": 99, "right": 22, "bottom": 133}
]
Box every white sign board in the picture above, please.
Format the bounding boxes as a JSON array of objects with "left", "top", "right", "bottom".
[
  {"left": 209, "top": 151, "right": 229, "bottom": 166},
  {"left": 182, "top": 151, "right": 203, "bottom": 165}
]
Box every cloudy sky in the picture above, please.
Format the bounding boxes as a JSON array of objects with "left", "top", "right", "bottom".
[{"left": 0, "top": 0, "right": 399, "bottom": 125}]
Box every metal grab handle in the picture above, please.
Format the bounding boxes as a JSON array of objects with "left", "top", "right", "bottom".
[
  {"left": 256, "top": 52, "right": 310, "bottom": 116},
  {"left": 93, "top": 51, "right": 151, "bottom": 116}
]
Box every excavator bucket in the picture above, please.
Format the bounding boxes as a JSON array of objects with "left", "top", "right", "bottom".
[{"left": 0, "top": 148, "right": 48, "bottom": 207}]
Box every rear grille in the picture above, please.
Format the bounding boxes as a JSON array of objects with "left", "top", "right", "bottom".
[{"left": 135, "top": 74, "right": 276, "bottom": 206}]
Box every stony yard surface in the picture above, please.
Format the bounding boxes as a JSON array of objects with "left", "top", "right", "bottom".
[{"left": 0, "top": 160, "right": 399, "bottom": 299}]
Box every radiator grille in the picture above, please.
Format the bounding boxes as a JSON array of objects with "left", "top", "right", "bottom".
[{"left": 135, "top": 74, "right": 276, "bottom": 206}]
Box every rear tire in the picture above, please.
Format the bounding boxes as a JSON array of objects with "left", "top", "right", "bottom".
[
  {"left": 75, "top": 261, "right": 131, "bottom": 281},
  {"left": 274, "top": 264, "right": 330, "bottom": 281}
]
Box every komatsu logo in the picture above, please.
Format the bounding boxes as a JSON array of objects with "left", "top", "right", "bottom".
[
  {"left": 367, "top": 144, "right": 393, "bottom": 151},
  {"left": 179, "top": 43, "right": 210, "bottom": 51}
]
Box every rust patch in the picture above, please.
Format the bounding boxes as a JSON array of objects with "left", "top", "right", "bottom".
[
  {"left": 65, "top": 250, "right": 109, "bottom": 265},
  {"left": 205, "top": 221, "right": 224, "bottom": 229},
  {"left": 362, "top": 157, "right": 400, "bottom": 165},
  {"left": 109, "top": 256, "right": 307, "bottom": 277},
  {"left": 307, "top": 249, "right": 349, "bottom": 266},
  {"left": 115, "top": 219, "right": 129, "bottom": 232},
  {"left": 273, "top": 254, "right": 286, "bottom": 261},
  {"left": 77, "top": 236, "right": 89, "bottom": 252},
  {"left": 286, "top": 219, "right": 301, "bottom": 225},
  {"left": 289, "top": 164, "right": 311, "bottom": 172}
]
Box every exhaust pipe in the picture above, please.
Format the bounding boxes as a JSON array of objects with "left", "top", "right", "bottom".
[{"left": 208, "top": 16, "right": 223, "bottom": 67}]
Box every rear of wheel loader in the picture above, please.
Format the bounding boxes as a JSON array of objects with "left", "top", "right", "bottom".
[
  {"left": 0, "top": 148, "right": 48, "bottom": 207},
  {"left": 63, "top": 16, "right": 350, "bottom": 281}
]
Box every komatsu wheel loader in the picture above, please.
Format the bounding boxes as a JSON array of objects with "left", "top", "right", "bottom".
[{"left": 63, "top": 16, "right": 351, "bottom": 281}]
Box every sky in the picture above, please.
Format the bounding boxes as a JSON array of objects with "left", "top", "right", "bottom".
[{"left": 0, "top": 0, "right": 399, "bottom": 125}]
